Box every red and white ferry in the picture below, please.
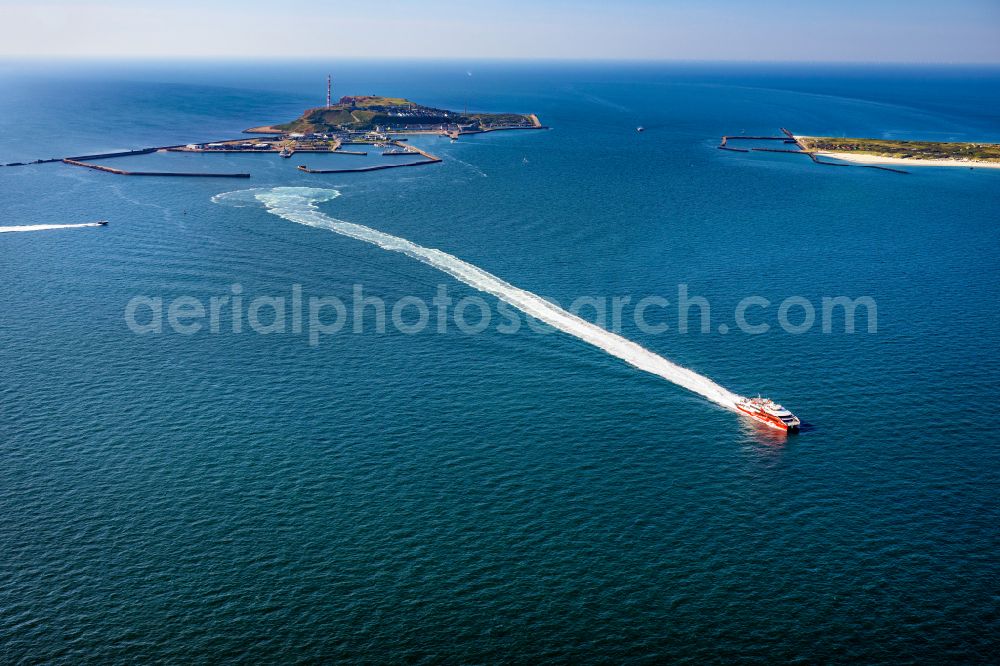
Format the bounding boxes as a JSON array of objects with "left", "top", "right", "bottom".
[{"left": 735, "top": 396, "right": 800, "bottom": 432}]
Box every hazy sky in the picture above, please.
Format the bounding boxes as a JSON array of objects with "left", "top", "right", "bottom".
[{"left": 2, "top": 0, "right": 998, "bottom": 63}]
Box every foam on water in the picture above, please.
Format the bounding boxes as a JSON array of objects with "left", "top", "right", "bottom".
[
  {"left": 0, "top": 222, "right": 105, "bottom": 233},
  {"left": 213, "top": 187, "right": 741, "bottom": 410}
]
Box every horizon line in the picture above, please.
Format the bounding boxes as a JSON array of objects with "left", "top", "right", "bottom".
[{"left": 2, "top": 55, "right": 1000, "bottom": 67}]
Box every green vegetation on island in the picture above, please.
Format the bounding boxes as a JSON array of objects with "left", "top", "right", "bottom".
[
  {"left": 797, "top": 136, "right": 1000, "bottom": 163},
  {"left": 270, "top": 95, "right": 538, "bottom": 133}
]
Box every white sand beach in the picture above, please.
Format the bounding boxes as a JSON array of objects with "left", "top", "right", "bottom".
[{"left": 814, "top": 151, "right": 1000, "bottom": 169}]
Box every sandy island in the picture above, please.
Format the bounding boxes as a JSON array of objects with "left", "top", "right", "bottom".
[{"left": 793, "top": 135, "right": 1000, "bottom": 170}]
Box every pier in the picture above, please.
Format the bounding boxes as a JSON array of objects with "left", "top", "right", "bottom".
[
  {"left": 68, "top": 148, "right": 160, "bottom": 161},
  {"left": 297, "top": 160, "right": 438, "bottom": 174},
  {"left": 718, "top": 134, "right": 790, "bottom": 152},
  {"left": 297, "top": 140, "right": 441, "bottom": 174},
  {"left": 6, "top": 147, "right": 177, "bottom": 167},
  {"left": 316, "top": 149, "right": 367, "bottom": 155},
  {"left": 751, "top": 147, "right": 812, "bottom": 155},
  {"left": 11, "top": 136, "right": 433, "bottom": 179},
  {"left": 63, "top": 159, "right": 250, "bottom": 178},
  {"left": 719, "top": 134, "right": 791, "bottom": 150}
]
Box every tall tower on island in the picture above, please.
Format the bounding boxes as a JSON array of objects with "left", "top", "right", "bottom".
[{"left": 326, "top": 74, "right": 332, "bottom": 108}]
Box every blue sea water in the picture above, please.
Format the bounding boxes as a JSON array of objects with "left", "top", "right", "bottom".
[{"left": 1, "top": 60, "right": 999, "bottom": 662}]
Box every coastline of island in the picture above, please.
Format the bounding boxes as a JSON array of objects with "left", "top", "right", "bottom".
[
  {"left": 809, "top": 150, "right": 1000, "bottom": 170},
  {"left": 718, "top": 130, "right": 1000, "bottom": 174},
  {"left": 796, "top": 135, "right": 1000, "bottom": 170},
  {"left": 4, "top": 94, "right": 544, "bottom": 178}
]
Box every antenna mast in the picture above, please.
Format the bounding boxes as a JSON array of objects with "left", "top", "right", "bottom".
[{"left": 326, "top": 74, "right": 332, "bottom": 108}]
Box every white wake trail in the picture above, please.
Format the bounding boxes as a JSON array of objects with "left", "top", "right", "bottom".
[
  {"left": 213, "top": 187, "right": 740, "bottom": 410},
  {"left": 0, "top": 222, "right": 105, "bottom": 233}
]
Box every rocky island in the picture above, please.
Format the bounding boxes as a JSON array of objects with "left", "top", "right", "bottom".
[
  {"left": 5, "top": 90, "right": 545, "bottom": 178},
  {"left": 246, "top": 95, "right": 542, "bottom": 135}
]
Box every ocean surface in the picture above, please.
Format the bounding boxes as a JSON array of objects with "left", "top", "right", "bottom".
[{"left": 1, "top": 60, "right": 999, "bottom": 662}]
